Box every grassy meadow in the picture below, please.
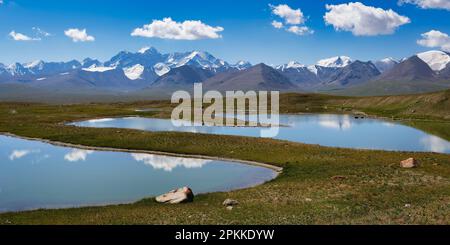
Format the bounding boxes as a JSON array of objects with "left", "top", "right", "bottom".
[{"left": 0, "top": 91, "right": 449, "bottom": 224}]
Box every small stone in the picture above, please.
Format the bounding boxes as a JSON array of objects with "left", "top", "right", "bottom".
[
  {"left": 404, "top": 204, "right": 411, "bottom": 208},
  {"left": 400, "top": 158, "right": 418, "bottom": 168},
  {"left": 226, "top": 206, "right": 233, "bottom": 211},
  {"left": 305, "top": 198, "right": 312, "bottom": 202},
  {"left": 223, "top": 198, "right": 239, "bottom": 206}
]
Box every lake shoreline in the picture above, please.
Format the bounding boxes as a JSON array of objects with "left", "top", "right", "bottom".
[{"left": 0, "top": 132, "right": 284, "bottom": 173}]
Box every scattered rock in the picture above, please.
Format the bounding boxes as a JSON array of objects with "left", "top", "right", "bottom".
[
  {"left": 400, "top": 158, "right": 418, "bottom": 168},
  {"left": 404, "top": 204, "right": 411, "bottom": 208},
  {"left": 305, "top": 198, "right": 312, "bottom": 202},
  {"left": 226, "top": 206, "right": 233, "bottom": 211},
  {"left": 155, "top": 187, "right": 194, "bottom": 204},
  {"left": 331, "top": 175, "right": 347, "bottom": 181},
  {"left": 9, "top": 110, "right": 17, "bottom": 114},
  {"left": 223, "top": 199, "right": 239, "bottom": 207}
]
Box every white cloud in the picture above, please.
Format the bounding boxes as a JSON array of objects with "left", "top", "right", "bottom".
[
  {"left": 399, "top": 0, "right": 450, "bottom": 10},
  {"left": 64, "top": 28, "right": 95, "bottom": 42},
  {"left": 287, "top": 26, "right": 314, "bottom": 36},
  {"left": 64, "top": 149, "right": 93, "bottom": 162},
  {"left": 9, "top": 31, "right": 40, "bottom": 41},
  {"left": 270, "top": 4, "right": 305, "bottom": 24},
  {"left": 271, "top": 21, "right": 283, "bottom": 29},
  {"left": 324, "top": 2, "right": 410, "bottom": 36},
  {"left": 269, "top": 4, "right": 312, "bottom": 36},
  {"left": 417, "top": 30, "right": 450, "bottom": 51},
  {"left": 131, "top": 17, "right": 224, "bottom": 40}
]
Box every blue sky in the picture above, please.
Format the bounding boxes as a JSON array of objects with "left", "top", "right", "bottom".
[{"left": 1, "top": 0, "right": 450, "bottom": 65}]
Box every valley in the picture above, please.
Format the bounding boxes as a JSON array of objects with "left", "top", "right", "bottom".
[{"left": 0, "top": 91, "right": 448, "bottom": 224}]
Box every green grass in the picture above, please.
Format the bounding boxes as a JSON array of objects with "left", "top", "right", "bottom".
[{"left": 0, "top": 91, "right": 449, "bottom": 224}]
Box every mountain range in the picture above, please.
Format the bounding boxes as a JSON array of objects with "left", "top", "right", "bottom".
[{"left": 1, "top": 47, "right": 450, "bottom": 97}]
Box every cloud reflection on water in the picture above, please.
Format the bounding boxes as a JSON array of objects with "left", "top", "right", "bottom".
[
  {"left": 9, "top": 149, "right": 40, "bottom": 160},
  {"left": 64, "top": 149, "right": 94, "bottom": 162},
  {"left": 420, "top": 135, "right": 450, "bottom": 153},
  {"left": 131, "top": 153, "right": 211, "bottom": 171},
  {"left": 318, "top": 115, "right": 352, "bottom": 130}
]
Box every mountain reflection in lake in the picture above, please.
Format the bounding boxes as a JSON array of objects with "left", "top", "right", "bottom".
[{"left": 72, "top": 114, "right": 450, "bottom": 153}]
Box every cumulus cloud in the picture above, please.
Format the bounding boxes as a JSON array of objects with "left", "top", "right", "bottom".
[
  {"left": 417, "top": 30, "right": 450, "bottom": 51},
  {"left": 399, "top": 0, "right": 450, "bottom": 10},
  {"left": 324, "top": 2, "right": 410, "bottom": 36},
  {"left": 64, "top": 28, "right": 95, "bottom": 42},
  {"left": 269, "top": 4, "right": 312, "bottom": 36},
  {"left": 131, "top": 17, "right": 224, "bottom": 40},
  {"left": 287, "top": 26, "right": 314, "bottom": 35},
  {"left": 9, "top": 31, "right": 40, "bottom": 41},
  {"left": 9, "top": 27, "right": 51, "bottom": 41},
  {"left": 271, "top": 20, "right": 283, "bottom": 29},
  {"left": 269, "top": 4, "right": 305, "bottom": 24}
]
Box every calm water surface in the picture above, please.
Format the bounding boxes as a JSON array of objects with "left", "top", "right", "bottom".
[
  {"left": 0, "top": 135, "right": 276, "bottom": 212},
  {"left": 71, "top": 114, "right": 450, "bottom": 153}
]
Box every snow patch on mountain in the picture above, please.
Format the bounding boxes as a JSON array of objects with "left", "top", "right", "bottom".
[
  {"left": 123, "top": 64, "right": 144, "bottom": 80},
  {"left": 307, "top": 65, "right": 318, "bottom": 74},
  {"left": 138, "top": 46, "right": 151, "bottom": 54},
  {"left": 24, "top": 60, "right": 44, "bottom": 69},
  {"left": 276, "top": 61, "right": 306, "bottom": 71},
  {"left": 153, "top": 63, "right": 170, "bottom": 76},
  {"left": 416, "top": 50, "right": 450, "bottom": 71},
  {"left": 82, "top": 65, "right": 116, "bottom": 72},
  {"left": 317, "top": 56, "right": 352, "bottom": 67},
  {"left": 374, "top": 57, "right": 398, "bottom": 73},
  {"left": 231, "top": 60, "right": 252, "bottom": 70}
]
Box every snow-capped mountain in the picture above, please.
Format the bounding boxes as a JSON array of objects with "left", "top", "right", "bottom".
[
  {"left": 123, "top": 64, "right": 145, "bottom": 80},
  {"left": 373, "top": 58, "right": 398, "bottom": 73},
  {"left": 275, "top": 56, "right": 380, "bottom": 90},
  {"left": 276, "top": 61, "right": 306, "bottom": 71},
  {"left": 1, "top": 48, "right": 449, "bottom": 95},
  {"left": 0, "top": 47, "right": 251, "bottom": 79},
  {"left": 231, "top": 60, "right": 252, "bottom": 70},
  {"left": 416, "top": 50, "right": 450, "bottom": 72},
  {"left": 81, "top": 58, "right": 102, "bottom": 68},
  {"left": 7, "top": 63, "right": 31, "bottom": 76},
  {"left": 316, "top": 56, "right": 352, "bottom": 68}
]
